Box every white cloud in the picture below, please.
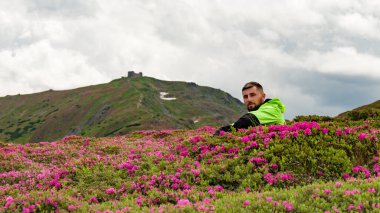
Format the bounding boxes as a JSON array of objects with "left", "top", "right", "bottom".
[
  {"left": 0, "top": 40, "right": 105, "bottom": 95},
  {"left": 334, "top": 13, "right": 380, "bottom": 40},
  {"left": 304, "top": 47, "right": 380, "bottom": 78},
  {"left": 0, "top": 0, "right": 380, "bottom": 119}
]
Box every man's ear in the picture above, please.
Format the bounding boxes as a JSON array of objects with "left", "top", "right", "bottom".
[{"left": 262, "top": 93, "right": 266, "bottom": 102}]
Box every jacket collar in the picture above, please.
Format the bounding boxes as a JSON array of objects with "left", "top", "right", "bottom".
[{"left": 251, "top": 98, "right": 271, "bottom": 111}]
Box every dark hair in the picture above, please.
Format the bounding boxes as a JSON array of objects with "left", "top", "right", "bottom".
[{"left": 242, "top": 82, "right": 264, "bottom": 92}]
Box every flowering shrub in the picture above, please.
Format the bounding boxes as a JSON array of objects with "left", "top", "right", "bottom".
[{"left": 0, "top": 116, "right": 379, "bottom": 212}]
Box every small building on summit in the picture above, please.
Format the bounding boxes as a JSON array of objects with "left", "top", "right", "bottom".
[{"left": 128, "top": 71, "right": 143, "bottom": 78}]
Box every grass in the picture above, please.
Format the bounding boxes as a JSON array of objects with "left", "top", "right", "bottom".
[{"left": 0, "top": 76, "right": 246, "bottom": 144}]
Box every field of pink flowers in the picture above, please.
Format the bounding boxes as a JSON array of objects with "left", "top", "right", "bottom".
[{"left": 1, "top": 116, "right": 380, "bottom": 212}]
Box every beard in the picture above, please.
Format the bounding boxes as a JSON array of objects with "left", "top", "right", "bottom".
[
  {"left": 246, "top": 102, "right": 261, "bottom": 111},
  {"left": 247, "top": 103, "right": 255, "bottom": 111}
]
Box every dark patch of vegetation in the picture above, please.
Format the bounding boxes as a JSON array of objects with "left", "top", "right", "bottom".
[
  {"left": 5, "top": 128, "right": 23, "bottom": 140},
  {"left": 17, "top": 118, "right": 30, "bottom": 124},
  {"left": 346, "top": 109, "right": 379, "bottom": 121},
  {"left": 102, "top": 145, "right": 121, "bottom": 155},
  {"left": 293, "top": 115, "right": 335, "bottom": 122}
]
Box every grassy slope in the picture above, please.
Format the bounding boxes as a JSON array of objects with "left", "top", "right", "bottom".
[
  {"left": 0, "top": 77, "right": 246, "bottom": 144},
  {"left": 337, "top": 100, "right": 380, "bottom": 119}
]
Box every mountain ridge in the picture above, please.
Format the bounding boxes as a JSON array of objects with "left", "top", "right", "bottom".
[{"left": 0, "top": 74, "right": 246, "bottom": 144}]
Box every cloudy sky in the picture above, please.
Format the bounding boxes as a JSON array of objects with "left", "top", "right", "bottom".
[{"left": 1, "top": 0, "right": 379, "bottom": 119}]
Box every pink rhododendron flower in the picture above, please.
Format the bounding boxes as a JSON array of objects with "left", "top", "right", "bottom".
[
  {"left": 207, "top": 187, "right": 215, "bottom": 196},
  {"left": 279, "top": 173, "right": 293, "bottom": 181},
  {"left": 90, "top": 196, "right": 99, "bottom": 203},
  {"left": 191, "top": 169, "right": 200, "bottom": 176},
  {"left": 324, "top": 189, "right": 332, "bottom": 195},
  {"left": 374, "top": 157, "right": 379, "bottom": 162},
  {"left": 171, "top": 183, "right": 179, "bottom": 190},
  {"left": 270, "top": 164, "right": 278, "bottom": 170},
  {"left": 136, "top": 197, "right": 143, "bottom": 207},
  {"left": 49, "top": 179, "right": 62, "bottom": 189},
  {"left": 342, "top": 173, "right": 350, "bottom": 179},
  {"left": 189, "top": 135, "right": 200, "bottom": 143},
  {"left": 336, "top": 129, "right": 342, "bottom": 136},
  {"left": 45, "top": 197, "right": 58, "bottom": 207},
  {"left": 374, "top": 164, "right": 380, "bottom": 173},
  {"left": 344, "top": 190, "right": 355, "bottom": 196},
  {"left": 22, "top": 205, "right": 36, "bottom": 213},
  {"left": 243, "top": 200, "right": 249, "bottom": 206},
  {"left": 249, "top": 157, "right": 267, "bottom": 165},
  {"left": 177, "top": 198, "right": 192, "bottom": 207},
  {"left": 180, "top": 150, "right": 189, "bottom": 157},
  {"left": 250, "top": 141, "right": 259, "bottom": 148},
  {"left": 358, "top": 133, "right": 367, "bottom": 141},
  {"left": 203, "top": 199, "right": 212, "bottom": 204},
  {"left": 227, "top": 147, "right": 239, "bottom": 154},
  {"left": 362, "top": 168, "right": 371, "bottom": 178},
  {"left": 119, "top": 162, "right": 139, "bottom": 175},
  {"left": 347, "top": 204, "right": 355, "bottom": 211},
  {"left": 264, "top": 173, "right": 276, "bottom": 185},
  {"left": 106, "top": 188, "right": 116, "bottom": 194},
  {"left": 352, "top": 166, "right": 361, "bottom": 173},
  {"left": 367, "top": 187, "right": 376, "bottom": 193},
  {"left": 194, "top": 161, "right": 200, "bottom": 167},
  {"left": 68, "top": 205, "right": 76, "bottom": 211},
  {"left": 344, "top": 189, "right": 360, "bottom": 196},
  {"left": 5, "top": 196, "right": 15, "bottom": 208},
  {"left": 344, "top": 128, "right": 352, "bottom": 134},
  {"left": 241, "top": 136, "right": 250, "bottom": 143},
  {"left": 197, "top": 205, "right": 207, "bottom": 211},
  {"left": 282, "top": 201, "right": 294, "bottom": 211},
  {"left": 335, "top": 182, "right": 342, "bottom": 188},
  {"left": 214, "top": 185, "right": 224, "bottom": 192},
  {"left": 303, "top": 128, "right": 312, "bottom": 136}
]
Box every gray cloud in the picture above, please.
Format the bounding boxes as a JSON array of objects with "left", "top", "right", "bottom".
[
  {"left": 0, "top": 0, "right": 379, "bottom": 119},
  {"left": 285, "top": 70, "right": 380, "bottom": 112},
  {"left": 26, "top": 0, "right": 99, "bottom": 17}
]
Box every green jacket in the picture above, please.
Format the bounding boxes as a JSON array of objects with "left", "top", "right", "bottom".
[
  {"left": 216, "top": 98, "right": 286, "bottom": 133},
  {"left": 249, "top": 98, "right": 286, "bottom": 125}
]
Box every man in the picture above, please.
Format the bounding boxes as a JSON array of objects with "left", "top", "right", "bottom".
[{"left": 216, "top": 82, "right": 286, "bottom": 134}]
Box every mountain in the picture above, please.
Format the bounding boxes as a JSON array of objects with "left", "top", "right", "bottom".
[
  {"left": 337, "top": 100, "right": 380, "bottom": 120},
  {"left": 0, "top": 73, "right": 246, "bottom": 144}
]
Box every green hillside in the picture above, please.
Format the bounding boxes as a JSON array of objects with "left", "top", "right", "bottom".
[
  {"left": 0, "top": 74, "right": 246, "bottom": 144},
  {"left": 337, "top": 100, "right": 380, "bottom": 120}
]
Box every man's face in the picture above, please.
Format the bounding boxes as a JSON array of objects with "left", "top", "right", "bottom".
[{"left": 242, "top": 86, "right": 266, "bottom": 111}]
